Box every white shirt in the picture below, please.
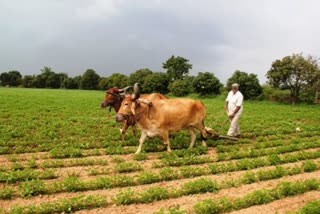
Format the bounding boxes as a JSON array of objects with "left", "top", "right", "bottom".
[{"left": 226, "top": 90, "right": 243, "bottom": 115}]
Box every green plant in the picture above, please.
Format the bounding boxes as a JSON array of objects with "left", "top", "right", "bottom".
[
  {"left": 302, "top": 160, "right": 318, "bottom": 172},
  {"left": 133, "top": 152, "right": 148, "bottom": 161},
  {"left": 9, "top": 194, "right": 108, "bottom": 213},
  {"left": 110, "top": 156, "right": 125, "bottom": 163},
  {"left": 180, "top": 177, "right": 219, "bottom": 195},
  {"left": 298, "top": 200, "right": 320, "bottom": 214},
  {"left": 159, "top": 167, "right": 179, "bottom": 181},
  {"left": 114, "top": 161, "right": 142, "bottom": 173},
  {"left": 0, "top": 186, "right": 15, "bottom": 200},
  {"left": 137, "top": 171, "right": 160, "bottom": 184},
  {"left": 19, "top": 179, "right": 46, "bottom": 197},
  {"left": 180, "top": 166, "right": 207, "bottom": 178},
  {"left": 105, "top": 146, "right": 133, "bottom": 155},
  {"left": 57, "top": 176, "right": 86, "bottom": 192},
  {"left": 139, "top": 186, "right": 169, "bottom": 203},
  {"left": 154, "top": 205, "right": 188, "bottom": 214},
  {"left": 49, "top": 147, "right": 83, "bottom": 158},
  {"left": 112, "top": 188, "right": 137, "bottom": 205}
]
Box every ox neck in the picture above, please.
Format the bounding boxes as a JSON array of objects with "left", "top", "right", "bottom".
[{"left": 110, "top": 97, "right": 123, "bottom": 113}]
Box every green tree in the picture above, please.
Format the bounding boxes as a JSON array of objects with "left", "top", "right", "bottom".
[
  {"left": 227, "top": 70, "right": 262, "bottom": 100},
  {"left": 46, "top": 72, "right": 60, "bottom": 88},
  {"left": 63, "top": 77, "right": 79, "bottom": 89},
  {"left": 143, "top": 72, "right": 169, "bottom": 94},
  {"left": 129, "top": 68, "right": 153, "bottom": 92},
  {"left": 266, "top": 53, "right": 320, "bottom": 104},
  {"left": 169, "top": 79, "right": 192, "bottom": 96},
  {"left": 105, "top": 73, "right": 129, "bottom": 89},
  {"left": 0, "top": 70, "right": 22, "bottom": 86},
  {"left": 193, "top": 72, "right": 222, "bottom": 96},
  {"left": 80, "top": 69, "right": 100, "bottom": 90},
  {"left": 98, "top": 77, "right": 108, "bottom": 90},
  {"left": 22, "top": 75, "right": 35, "bottom": 88},
  {"left": 162, "top": 55, "right": 192, "bottom": 81}
]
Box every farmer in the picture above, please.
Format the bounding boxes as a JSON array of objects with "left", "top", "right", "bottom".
[{"left": 224, "top": 83, "right": 243, "bottom": 138}]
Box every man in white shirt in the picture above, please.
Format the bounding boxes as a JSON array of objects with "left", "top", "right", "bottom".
[{"left": 224, "top": 83, "right": 243, "bottom": 137}]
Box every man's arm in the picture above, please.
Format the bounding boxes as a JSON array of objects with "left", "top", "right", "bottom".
[
  {"left": 224, "top": 101, "right": 228, "bottom": 112},
  {"left": 229, "top": 106, "right": 241, "bottom": 118}
]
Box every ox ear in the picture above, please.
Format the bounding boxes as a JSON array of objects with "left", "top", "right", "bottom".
[{"left": 131, "top": 100, "right": 140, "bottom": 115}]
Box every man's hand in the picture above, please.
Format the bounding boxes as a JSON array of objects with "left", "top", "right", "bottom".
[
  {"left": 224, "top": 104, "right": 228, "bottom": 112},
  {"left": 228, "top": 113, "right": 234, "bottom": 119}
]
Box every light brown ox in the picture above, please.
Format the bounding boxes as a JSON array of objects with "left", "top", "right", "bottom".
[
  {"left": 116, "top": 83, "right": 207, "bottom": 154},
  {"left": 101, "top": 86, "right": 168, "bottom": 141}
]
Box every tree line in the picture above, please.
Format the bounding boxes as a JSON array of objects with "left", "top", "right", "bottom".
[{"left": 1, "top": 53, "right": 319, "bottom": 103}]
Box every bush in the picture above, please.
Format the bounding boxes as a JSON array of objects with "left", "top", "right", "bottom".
[
  {"left": 80, "top": 69, "right": 100, "bottom": 90},
  {"left": 226, "top": 70, "right": 262, "bottom": 100},
  {"left": 143, "top": 72, "right": 169, "bottom": 94},
  {"left": 169, "top": 79, "right": 192, "bottom": 96},
  {"left": 193, "top": 72, "right": 222, "bottom": 96}
]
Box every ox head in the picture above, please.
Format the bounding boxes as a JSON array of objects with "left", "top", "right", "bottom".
[
  {"left": 116, "top": 83, "right": 141, "bottom": 122},
  {"left": 100, "top": 86, "right": 132, "bottom": 110}
]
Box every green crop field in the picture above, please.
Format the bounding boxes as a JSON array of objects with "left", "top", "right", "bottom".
[{"left": 0, "top": 88, "right": 320, "bottom": 214}]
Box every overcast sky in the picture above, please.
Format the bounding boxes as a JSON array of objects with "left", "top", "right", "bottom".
[{"left": 1, "top": 0, "right": 319, "bottom": 83}]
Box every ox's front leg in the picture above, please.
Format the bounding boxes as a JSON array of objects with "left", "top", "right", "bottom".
[
  {"left": 121, "top": 121, "right": 129, "bottom": 142},
  {"left": 132, "top": 125, "right": 137, "bottom": 137},
  {"left": 136, "top": 131, "right": 147, "bottom": 154},
  {"left": 161, "top": 131, "right": 171, "bottom": 153},
  {"left": 188, "top": 128, "right": 196, "bottom": 149}
]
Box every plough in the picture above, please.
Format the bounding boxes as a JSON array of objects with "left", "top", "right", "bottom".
[{"left": 205, "top": 127, "right": 239, "bottom": 141}]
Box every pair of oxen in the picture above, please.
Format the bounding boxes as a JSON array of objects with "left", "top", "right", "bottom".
[{"left": 101, "top": 83, "right": 208, "bottom": 154}]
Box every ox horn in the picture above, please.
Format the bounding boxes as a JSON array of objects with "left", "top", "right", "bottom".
[
  {"left": 131, "top": 83, "right": 141, "bottom": 101},
  {"left": 118, "top": 86, "right": 132, "bottom": 93}
]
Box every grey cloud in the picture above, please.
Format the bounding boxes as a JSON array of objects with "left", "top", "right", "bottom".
[{"left": 1, "top": 0, "right": 320, "bottom": 84}]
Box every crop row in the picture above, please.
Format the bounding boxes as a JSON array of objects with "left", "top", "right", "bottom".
[
  {"left": 216, "top": 136, "right": 318, "bottom": 153},
  {"left": 1, "top": 194, "right": 108, "bottom": 214},
  {"left": 193, "top": 178, "right": 320, "bottom": 214},
  {"left": 1, "top": 158, "right": 318, "bottom": 200},
  {"left": 0, "top": 157, "right": 109, "bottom": 172},
  {"left": 287, "top": 199, "right": 320, "bottom": 214},
  {"left": 217, "top": 140, "right": 320, "bottom": 161},
  {"left": 1, "top": 148, "right": 320, "bottom": 189},
  {"left": 156, "top": 147, "right": 320, "bottom": 168},
  {"left": 0, "top": 169, "right": 57, "bottom": 183},
  {"left": 3, "top": 178, "right": 320, "bottom": 214}
]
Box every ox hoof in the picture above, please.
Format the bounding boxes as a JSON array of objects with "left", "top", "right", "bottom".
[
  {"left": 202, "top": 141, "right": 207, "bottom": 147},
  {"left": 119, "top": 129, "right": 123, "bottom": 134}
]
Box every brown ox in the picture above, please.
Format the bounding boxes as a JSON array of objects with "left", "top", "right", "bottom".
[
  {"left": 101, "top": 86, "right": 168, "bottom": 141},
  {"left": 116, "top": 83, "right": 207, "bottom": 154}
]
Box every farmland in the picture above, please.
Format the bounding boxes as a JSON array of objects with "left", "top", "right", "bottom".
[{"left": 0, "top": 88, "right": 320, "bottom": 214}]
